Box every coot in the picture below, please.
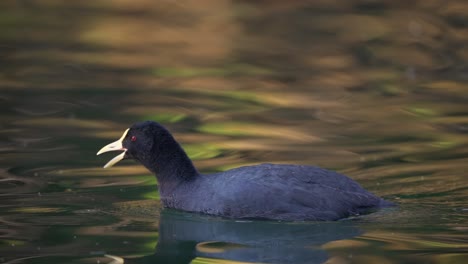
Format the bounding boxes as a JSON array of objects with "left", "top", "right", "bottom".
[{"left": 97, "top": 121, "right": 393, "bottom": 221}]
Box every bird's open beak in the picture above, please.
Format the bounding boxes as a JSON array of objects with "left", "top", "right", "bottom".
[{"left": 97, "top": 128, "right": 129, "bottom": 168}]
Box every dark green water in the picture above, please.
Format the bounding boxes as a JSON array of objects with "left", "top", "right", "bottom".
[{"left": 1, "top": 1, "right": 468, "bottom": 263}]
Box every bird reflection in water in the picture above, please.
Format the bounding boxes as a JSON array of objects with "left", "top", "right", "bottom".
[{"left": 118, "top": 209, "right": 362, "bottom": 264}]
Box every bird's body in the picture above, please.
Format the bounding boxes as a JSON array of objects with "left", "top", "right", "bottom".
[
  {"left": 161, "top": 164, "right": 388, "bottom": 221},
  {"left": 97, "top": 121, "right": 393, "bottom": 221}
]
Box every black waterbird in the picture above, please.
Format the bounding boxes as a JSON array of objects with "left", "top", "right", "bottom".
[{"left": 97, "top": 121, "right": 393, "bottom": 221}]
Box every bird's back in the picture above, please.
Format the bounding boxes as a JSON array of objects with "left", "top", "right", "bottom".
[{"left": 171, "top": 163, "right": 389, "bottom": 221}]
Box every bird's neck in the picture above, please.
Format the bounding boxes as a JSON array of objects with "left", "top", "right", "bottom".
[{"left": 145, "top": 138, "right": 199, "bottom": 191}]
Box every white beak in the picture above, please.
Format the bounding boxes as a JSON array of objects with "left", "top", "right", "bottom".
[{"left": 97, "top": 128, "right": 129, "bottom": 168}]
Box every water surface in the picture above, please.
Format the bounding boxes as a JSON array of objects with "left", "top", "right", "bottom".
[{"left": 1, "top": 1, "right": 468, "bottom": 263}]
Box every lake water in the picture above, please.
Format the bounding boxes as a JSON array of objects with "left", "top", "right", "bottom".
[{"left": 1, "top": 1, "right": 468, "bottom": 263}]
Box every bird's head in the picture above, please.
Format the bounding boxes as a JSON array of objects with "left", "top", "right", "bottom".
[{"left": 97, "top": 121, "right": 171, "bottom": 169}]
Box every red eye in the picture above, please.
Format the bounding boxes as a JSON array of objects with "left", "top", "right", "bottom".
[{"left": 131, "top": 136, "right": 137, "bottom": 142}]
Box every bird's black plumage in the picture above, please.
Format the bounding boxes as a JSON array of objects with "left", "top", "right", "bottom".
[{"left": 100, "top": 121, "right": 393, "bottom": 221}]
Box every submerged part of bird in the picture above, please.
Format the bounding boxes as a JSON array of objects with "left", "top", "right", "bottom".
[{"left": 97, "top": 121, "right": 394, "bottom": 221}]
